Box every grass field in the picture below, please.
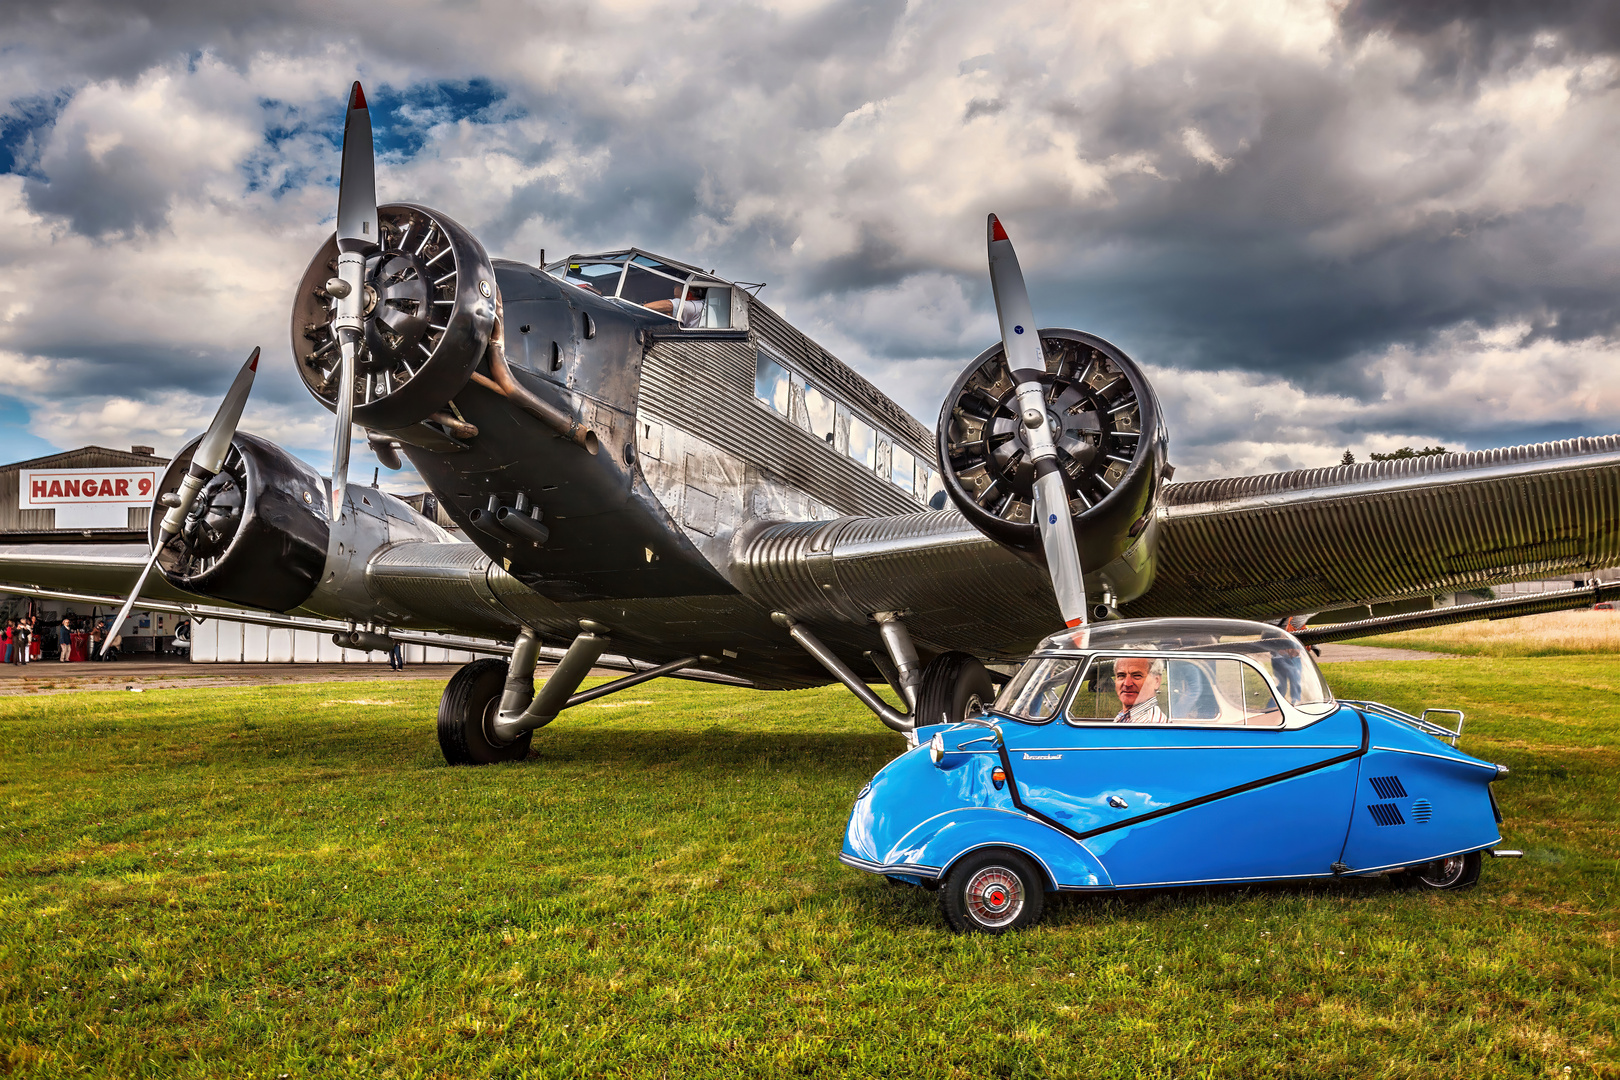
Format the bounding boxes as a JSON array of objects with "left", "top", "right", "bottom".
[
  {"left": 1, "top": 658, "right": 1617, "bottom": 1078},
  {"left": 1343, "top": 609, "right": 1620, "bottom": 658}
]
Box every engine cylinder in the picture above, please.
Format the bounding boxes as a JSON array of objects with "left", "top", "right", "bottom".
[
  {"left": 937, "top": 329, "right": 1168, "bottom": 576},
  {"left": 291, "top": 202, "right": 497, "bottom": 431},
  {"left": 151, "top": 433, "right": 331, "bottom": 611}
]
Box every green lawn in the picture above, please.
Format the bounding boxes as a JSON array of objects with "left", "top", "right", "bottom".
[{"left": 1, "top": 660, "right": 1616, "bottom": 1078}]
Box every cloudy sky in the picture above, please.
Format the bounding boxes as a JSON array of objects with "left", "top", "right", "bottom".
[{"left": 1, "top": 0, "right": 1617, "bottom": 487}]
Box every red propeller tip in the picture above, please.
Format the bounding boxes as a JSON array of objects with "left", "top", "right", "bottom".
[
  {"left": 989, "top": 215, "right": 1009, "bottom": 243},
  {"left": 248, "top": 348, "right": 259, "bottom": 372},
  {"left": 349, "top": 82, "right": 367, "bottom": 110}
]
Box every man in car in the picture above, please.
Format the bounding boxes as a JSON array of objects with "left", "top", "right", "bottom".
[{"left": 1113, "top": 656, "right": 1169, "bottom": 724}]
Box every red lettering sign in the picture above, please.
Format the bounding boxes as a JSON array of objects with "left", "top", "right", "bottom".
[{"left": 30, "top": 480, "right": 45, "bottom": 498}]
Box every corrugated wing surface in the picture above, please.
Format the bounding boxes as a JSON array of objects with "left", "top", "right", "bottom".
[{"left": 1134, "top": 437, "right": 1620, "bottom": 618}]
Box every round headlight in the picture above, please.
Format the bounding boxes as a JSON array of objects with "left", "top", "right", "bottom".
[{"left": 929, "top": 732, "right": 945, "bottom": 765}]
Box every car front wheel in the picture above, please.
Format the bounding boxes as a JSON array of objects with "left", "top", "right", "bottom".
[{"left": 939, "top": 849, "right": 1046, "bottom": 934}]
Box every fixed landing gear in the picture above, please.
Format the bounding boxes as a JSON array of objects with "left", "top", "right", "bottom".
[
  {"left": 914, "top": 651, "right": 995, "bottom": 728},
  {"left": 436, "top": 621, "right": 704, "bottom": 765},
  {"left": 437, "top": 658, "right": 530, "bottom": 764}
]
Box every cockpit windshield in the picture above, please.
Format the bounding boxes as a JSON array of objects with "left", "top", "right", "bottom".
[{"left": 549, "top": 250, "right": 732, "bottom": 329}]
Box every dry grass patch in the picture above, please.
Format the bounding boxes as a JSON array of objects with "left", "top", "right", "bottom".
[{"left": 1346, "top": 608, "right": 1620, "bottom": 657}]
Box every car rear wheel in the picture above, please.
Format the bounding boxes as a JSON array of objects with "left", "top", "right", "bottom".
[
  {"left": 1394, "top": 850, "right": 1482, "bottom": 891},
  {"left": 940, "top": 849, "right": 1045, "bottom": 934}
]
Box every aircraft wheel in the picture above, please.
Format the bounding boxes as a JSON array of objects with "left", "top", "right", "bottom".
[
  {"left": 1393, "top": 850, "right": 1482, "bottom": 891},
  {"left": 437, "top": 658, "right": 532, "bottom": 765},
  {"left": 939, "top": 849, "right": 1045, "bottom": 934},
  {"left": 914, "top": 651, "right": 995, "bottom": 727}
]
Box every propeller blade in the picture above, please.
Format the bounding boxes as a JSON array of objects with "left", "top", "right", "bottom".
[
  {"left": 329, "top": 81, "right": 377, "bottom": 517},
  {"left": 987, "top": 214, "right": 1089, "bottom": 627},
  {"left": 102, "top": 347, "right": 260, "bottom": 654},
  {"left": 336, "top": 82, "right": 378, "bottom": 254}
]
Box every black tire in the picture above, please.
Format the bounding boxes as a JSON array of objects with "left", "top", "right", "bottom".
[
  {"left": 914, "top": 651, "right": 995, "bottom": 728},
  {"left": 437, "top": 658, "right": 532, "bottom": 765},
  {"left": 939, "top": 849, "right": 1046, "bottom": 934},
  {"left": 1393, "top": 850, "right": 1483, "bottom": 891}
]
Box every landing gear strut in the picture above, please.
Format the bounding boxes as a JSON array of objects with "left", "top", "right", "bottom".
[{"left": 437, "top": 620, "right": 704, "bottom": 765}]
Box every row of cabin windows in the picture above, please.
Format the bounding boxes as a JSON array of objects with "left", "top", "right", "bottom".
[{"left": 754, "top": 351, "right": 945, "bottom": 506}]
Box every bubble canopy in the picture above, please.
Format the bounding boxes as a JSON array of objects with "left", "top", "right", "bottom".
[{"left": 998, "top": 617, "right": 1335, "bottom": 720}]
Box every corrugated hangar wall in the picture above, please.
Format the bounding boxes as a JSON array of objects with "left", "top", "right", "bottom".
[{"left": 187, "top": 620, "right": 475, "bottom": 665}]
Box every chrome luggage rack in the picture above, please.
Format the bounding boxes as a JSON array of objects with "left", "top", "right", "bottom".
[{"left": 1340, "top": 699, "right": 1465, "bottom": 746}]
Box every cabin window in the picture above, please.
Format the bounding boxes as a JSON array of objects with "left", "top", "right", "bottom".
[
  {"left": 755, "top": 352, "right": 792, "bottom": 415},
  {"left": 847, "top": 415, "right": 876, "bottom": 469},
  {"left": 874, "top": 437, "right": 892, "bottom": 481},
  {"left": 803, "top": 382, "right": 836, "bottom": 444},
  {"left": 920, "top": 463, "right": 944, "bottom": 507},
  {"left": 892, "top": 445, "right": 916, "bottom": 495}
]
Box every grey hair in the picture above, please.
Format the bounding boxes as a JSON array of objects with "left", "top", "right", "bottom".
[{"left": 1117, "top": 656, "right": 1165, "bottom": 679}]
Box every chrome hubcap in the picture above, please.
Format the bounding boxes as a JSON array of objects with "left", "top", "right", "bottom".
[
  {"left": 1421, "top": 854, "right": 1465, "bottom": 887},
  {"left": 965, "top": 866, "right": 1024, "bottom": 927}
]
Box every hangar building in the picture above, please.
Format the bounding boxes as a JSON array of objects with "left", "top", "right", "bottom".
[{"left": 0, "top": 445, "right": 473, "bottom": 664}]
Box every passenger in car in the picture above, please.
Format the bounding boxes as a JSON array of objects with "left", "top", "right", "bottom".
[{"left": 1113, "top": 657, "right": 1169, "bottom": 724}]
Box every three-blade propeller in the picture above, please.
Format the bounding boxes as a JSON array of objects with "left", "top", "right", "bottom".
[
  {"left": 986, "top": 214, "right": 1089, "bottom": 628},
  {"left": 99, "top": 348, "right": 261, "bottom": 655},
  {"left": 327, "top": 80, "right": 379, "bottom": 519}
]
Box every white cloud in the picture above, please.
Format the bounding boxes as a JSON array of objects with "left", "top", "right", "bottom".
[{"left": 0, "top": 0, "right": 1612, "bottom": 499}]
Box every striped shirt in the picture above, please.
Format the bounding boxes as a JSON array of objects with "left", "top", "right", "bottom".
[{"left": 1114, "top": 700, "right": 1169, "bottom": 724}]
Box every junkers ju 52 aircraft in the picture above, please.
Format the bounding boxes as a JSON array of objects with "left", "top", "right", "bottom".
[{"left": 5, "top": 82, "right": 1620, "bottom": 764}]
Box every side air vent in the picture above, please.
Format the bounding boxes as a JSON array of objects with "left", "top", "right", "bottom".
[
  {"left": 1411, "top": 799, "right": 1433, "bottom": 824},
  {"left": 1367, "top": 802, "right": 1406, "bottom": 827},
  {"left": 1369, "top": 775, "right": 1408, "bottom": 799}
]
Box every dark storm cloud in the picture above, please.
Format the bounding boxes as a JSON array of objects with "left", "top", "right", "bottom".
[{"left": 1341, "top": 0, "right": 1620, "bottom": 79}]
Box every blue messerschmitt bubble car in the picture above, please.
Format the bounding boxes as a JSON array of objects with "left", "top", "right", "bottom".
[{"left": 840, "top": 618, "right": 1520, "bottom": 934}]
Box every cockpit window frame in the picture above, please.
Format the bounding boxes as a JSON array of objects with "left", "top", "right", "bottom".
[{"left": 546, "top": 249, "right": 735, "bottom": 329}]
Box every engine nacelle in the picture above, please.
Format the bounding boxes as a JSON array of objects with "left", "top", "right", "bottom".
[
  {"left": 937, "top": 329, "right": 1169, "bottom": 607},
  {"left": 153, "top": 432, "right": 331, "bottom": 611},
  {"left": 290, "top": 202, "right": 497, "bottom": 431},
  {"left": 152, "top": 433, "right": 456, "bottom": 623}
]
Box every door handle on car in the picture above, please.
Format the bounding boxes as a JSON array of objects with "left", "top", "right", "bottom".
[{"left": 1107, "top": 795, "right": 1128, "bottom": 809}]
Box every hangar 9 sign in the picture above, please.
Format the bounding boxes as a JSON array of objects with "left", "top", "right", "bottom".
[{"left": 20, "top": 467, "right": 162, "bottom": 529}]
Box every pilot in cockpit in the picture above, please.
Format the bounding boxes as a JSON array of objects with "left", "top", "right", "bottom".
[
  {"left": 645, "top": 282, "right": 707, "bottom": 328},
  {"left": 1112, "top": 657, "right": 1169, "bottom": 724}
]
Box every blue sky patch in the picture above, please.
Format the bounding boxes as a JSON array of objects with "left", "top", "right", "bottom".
[
  {"left": 366, "top": 79, "right": 511, "bottom": 158},
  {"left": 0, "top": 92, "right": 69, "bottom": 177}
]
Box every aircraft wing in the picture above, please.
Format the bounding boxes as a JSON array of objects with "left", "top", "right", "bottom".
[
  {"left": 0, "top": 543, "right": 201, "bottom": 604},
  {"left": 732, "top": 435, "right": 1620, "bottom": 659},
  {"left": 1135, "top": 435, "right": 1620, "bottom": 619}
]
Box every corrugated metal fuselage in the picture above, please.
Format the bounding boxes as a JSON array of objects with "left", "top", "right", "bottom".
[{"left": 399, "top": 260, "right": 954, "bottom": 689}]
